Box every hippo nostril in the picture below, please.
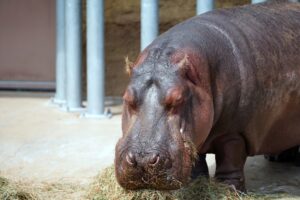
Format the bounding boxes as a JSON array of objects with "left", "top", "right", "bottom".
[
  {"left": 126, "top": 152, "right": 136, "bottom": 166},
  {"left": 148, "top": 153, "right": 160, "bottom": 166},
  {"left": 164, "top": 158, "right": 172, "bottom": 169}
]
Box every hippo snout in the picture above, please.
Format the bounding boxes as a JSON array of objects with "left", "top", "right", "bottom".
[
  {"left": 116, "top": 148, "right": 177, "bottom": 190},
  {"left": 114, "top": 137, "right": 191, "bottom": 190},
  {"left": 125, "top": 151, "right": 172, "bottom": 169}
]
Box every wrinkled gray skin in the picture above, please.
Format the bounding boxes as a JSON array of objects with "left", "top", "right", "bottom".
[{"left": 115, "top": 1, "right": 300, "bottom": 192}]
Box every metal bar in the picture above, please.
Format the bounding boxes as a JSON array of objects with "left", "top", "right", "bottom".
[
  {"left": 53, "top": 0, "right": 66, "bottom": 104},
  {"left": 251, "top": 0, "right": 266, "bottom": 3},
  {"left": 197, "top": 0, "right": 214, "bottom": 15},
  {"left": 86, "top": 0, "right": 106, "bottom": 117},
  {"left": 141, "top": 0, "right": 159, "bottom": 50},
  {"left": 0, "top": 80, "right": 55, "bottom": 90},
  {"left": 65, "top": 0, "right": 82, "bottom": 111}
]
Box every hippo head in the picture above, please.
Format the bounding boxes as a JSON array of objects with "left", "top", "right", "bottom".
[{"left": 115, "top": 48, "right": 214, "bottom": 190}]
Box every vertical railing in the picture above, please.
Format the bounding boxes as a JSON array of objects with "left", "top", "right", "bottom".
[
  {"left": 251, "top": 0, "right": 266, "bottom": 3},
  {"left": 197, "top": 0, "right": 214, "bottom": 15},
  {"left": 141, "top": 0, "right": 159, "bottom": 50},
  {"left": 54, "top": 0, "right": 66, "bottom": 105},
  {"left": 86, "top": 0, "right": 108, "bottom": 118},
  {"left": 65, "top": 0, "right": 83, "bottom": 111}
]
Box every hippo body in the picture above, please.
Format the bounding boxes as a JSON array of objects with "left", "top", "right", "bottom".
[{"left": 115, "top": 2, "right": 300, "bottom": 191}]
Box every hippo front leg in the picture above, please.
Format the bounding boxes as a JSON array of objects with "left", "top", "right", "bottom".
[
  {"left": 191, "top": 154, "right": 209, "bottom": 179},
  {"left": 214, "top": 135, "right": 247, "bottom": 192}
]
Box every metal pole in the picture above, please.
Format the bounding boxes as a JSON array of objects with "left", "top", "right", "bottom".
[
  {"left": 65, "top": 0, "right": 82, "bottom": 111},
  {"left": 141, "top": 0, "right": 159, "bottom": 50},
  {"left": 197, "top": 0, "right": 214, "bottom": 15},
  {"left": 53, "top": 0, "right": 66, "bottom": 105},
  {"left": 86, "top": 0, "right": 107, "bottom": 118},
  {"left": 251, "top": 0, "right": 266, "bottom": 3}
]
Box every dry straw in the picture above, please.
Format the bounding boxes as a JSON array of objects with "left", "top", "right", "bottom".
[
  {"left": 1, "top": 166, "right": 292, "bottom": 200},
  {"left": 87, "top": 165, "right": 262, "bottom": 200},
  {"left": 0, "top": 176, "right": 85, "bottom": 200},
  {"left": 0, "top": 177, "right": 38, "bottom": 200}
]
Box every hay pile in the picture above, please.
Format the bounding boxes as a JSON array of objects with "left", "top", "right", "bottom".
[
  {"left": 0, "top": 176, "right": 37, "bottom": 200},
  {"left": 1, "top": 166, "right": 293, "bottom": 200},
  {"left": 0, "top": 176, "right": 86, "bottom": 200},
  {"left": 87, "top": 165, "right": 258, "bottom": 200}
]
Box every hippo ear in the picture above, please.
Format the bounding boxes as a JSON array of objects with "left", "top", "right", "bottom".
[
  {"left": 125, "top": 56, "right": 134, "bottom": 75},
  {"left": 177, "top": 54, "right": 198, "bottom": 85},
  {"left": 177, "top": 54, "right": 190, "bottom": 71}
]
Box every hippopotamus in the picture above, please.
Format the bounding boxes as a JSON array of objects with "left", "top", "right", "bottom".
[{"left": 115, "top": 1, "right": 300, "bottom": 192}]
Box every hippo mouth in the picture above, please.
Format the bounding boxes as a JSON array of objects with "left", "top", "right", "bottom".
[
  {"left": 114, "top": 135, "right": 198, "bottom": 190},
  {"left": 115, "top": 160, "right": 183, "bottom": 190}
]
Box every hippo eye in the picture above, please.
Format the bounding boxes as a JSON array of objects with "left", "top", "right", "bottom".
[
  {"left": 123, "top": 89, "right": 137, "bottom": 110},
  {"left": 164, "top": 87, "right": 184, "bottom": 110}
]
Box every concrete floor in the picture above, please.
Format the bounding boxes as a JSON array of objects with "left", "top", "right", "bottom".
[
  {"left": 0, "top": 91, "right": 299, "bottom": 197},
  {"left": 0, "top": 91, "right": 122, "bottom": 185}
]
